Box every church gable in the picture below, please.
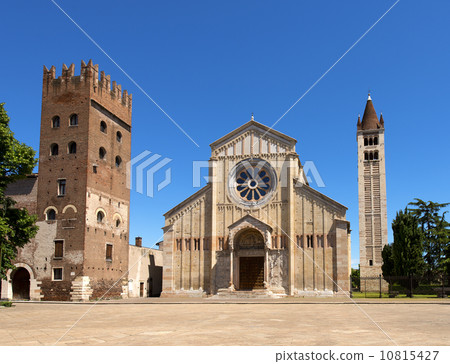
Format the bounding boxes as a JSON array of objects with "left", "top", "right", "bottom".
[{"left": 210, "top": 120, "right": 296, "bottom": 158}]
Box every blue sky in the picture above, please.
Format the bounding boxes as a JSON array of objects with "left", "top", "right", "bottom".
[{"left": 1, "top": 1, "right": 449, "bottom": 267}]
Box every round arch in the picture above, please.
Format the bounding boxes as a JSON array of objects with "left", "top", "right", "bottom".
[{"left": 62, "top": 204, "right": 78, "bottom": 214}]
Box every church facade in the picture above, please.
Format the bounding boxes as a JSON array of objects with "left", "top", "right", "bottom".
[{"left": 161, "top": 119, "right": 351, "bottom": 297}]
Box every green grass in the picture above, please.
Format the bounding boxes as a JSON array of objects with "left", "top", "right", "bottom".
[
  {"left": 351, "top": 292, "right": 445, "bottom": 299},
  {"left": 0, "top": 301, "right": 13, "bottom": 307}
]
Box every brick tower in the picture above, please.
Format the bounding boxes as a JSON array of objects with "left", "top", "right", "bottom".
[
  {"left": 357, "top": 94, "right": 388, "bottom": 285},
  {"left": 37, "top": 60, "right": 132, "bottom": 300}
]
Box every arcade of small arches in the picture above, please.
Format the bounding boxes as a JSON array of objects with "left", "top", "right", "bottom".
[
  {"left": 364, "top": 151, "right": 379, "bottom": 161},
  {"left": 363, "top": 136, "right": 378, "bottom": 146}
]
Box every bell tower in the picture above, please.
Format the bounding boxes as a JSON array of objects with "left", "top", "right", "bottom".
[{"left": 357, "top": 94, "right": 388, "bottom": 283}]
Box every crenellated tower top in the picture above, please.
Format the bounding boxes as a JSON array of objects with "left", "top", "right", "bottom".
[{"left": 42, "top": 60, "right": 132, "bottom": 114}]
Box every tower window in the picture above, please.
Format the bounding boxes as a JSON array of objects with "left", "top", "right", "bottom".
[
  {"left": 97, "top": 211, "right": 105, "bottom": 223},
  {"left": 57, "top": 179, "right": 66, "bottom": 196},
  {"left": 106, "top": 244, "right": 113, "bottom": 262},
  {"left": 116, "top": 131, "right": 122, "bottom": 143},
  {"left": 374, "top": 151, "right": 379, "bottom": 160},
  {"left": 69, "top": 114, "right": 78, "bottom": 126},
  {"left": 364, "top": 138, "right": 368, "bottom": 146},
  {"left": 52, "top": 116, "right": 60, "bottom": 128},
  {"left": 46, "top": 208, "right": 56, "bottom": 221},
  {"left": 100, "top": 121, "right": 107, "bottom": 133},
  {"left": 115, "top": 219, "right": 121, "bottom": 228},
  {"left": 50, "top": 143, "right": 59, "bottom": 156},
  {"left": 369, "top": 152, "right": 374, "bottom": 160},
  {"left": 364, "top": 152, "right": 369, "bottom": 161},
  {"left": 54, "top": 240, "right": 64, "bottom": 259},
  {"left": 115, "top": 156, "right": 122, "bottom": 167},
  {"left": 369, "top": 259, "right": 373, "bottom": 266},
  {"left": 53, "top": 268, "right": 63, "bottom": 281},
  {"left": 369, "top": 138, "right": 373, "bottom": 146},
  {"left": 374, "top": 137, "right": 378, "bottom": 145},
  {"left": 68, "top": 141, "right": 77, "bottom": 154},
  {"left": 99, "top": 147, "right": 106, "bottom": 160}
]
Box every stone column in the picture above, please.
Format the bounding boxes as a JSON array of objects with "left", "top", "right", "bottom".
[
  {"left": 161, "top": 225, "right": 174, "bottom": 296},
  {"left": 334, "top": 219, "right": 351, "bottom": 294},
  {"left": 264, "top": 247, "right": 269, "bottom": 288}
]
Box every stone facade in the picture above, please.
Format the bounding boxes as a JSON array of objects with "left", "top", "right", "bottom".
[
  {"left": 162, "top": 119, "right": 351, "bottom": 297},
  {"left": 357, "top": 95, "right": 389, "bottom": 291}
]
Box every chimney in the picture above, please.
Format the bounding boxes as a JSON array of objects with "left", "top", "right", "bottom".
[{"left": 135, "top": 237, "right": 142, "bottom": 247}]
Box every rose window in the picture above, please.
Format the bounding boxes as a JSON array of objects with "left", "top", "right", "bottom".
[
  {"left": 228, "top": 159, "right": 277, "bottom": 207},
  {"left": 236, "top": 168, "right": 271, "bottom": 201}
]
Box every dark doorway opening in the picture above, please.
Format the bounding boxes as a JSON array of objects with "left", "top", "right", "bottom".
[
  {"left": 239, "top": 256, "right": 264, "bottom": 290},
  {"left": 12, "top": 268, "right": 30, "bottom": 300},
  {"left": 139, "top": 282, "right": 144, "bottom": 297}
]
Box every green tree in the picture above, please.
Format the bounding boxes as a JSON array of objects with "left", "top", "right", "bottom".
[
  {"left": 0, "top": 103, "right": 38, "bottom": 279},
  {"left": 351, "top": 267, "right": 360, "bottom": 290},
  {"left": 381, "top": 243, "right": 395, "bottom": 277},
  {"left": 408, "top": 199, "right": 449, "bottom": 278},
  {"left": 391, "top": 208, "right": 424, "bottom": 277}
]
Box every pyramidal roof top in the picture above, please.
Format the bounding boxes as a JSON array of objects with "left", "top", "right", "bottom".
[{"left": 358, "top": 94, "right": 383, "bottom": 131}]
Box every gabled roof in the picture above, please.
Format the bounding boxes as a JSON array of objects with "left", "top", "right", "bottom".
[
  {"left": 228, "top": 214, "right": 272, "bottom": 232},
  {"left": 210, "top": 119, "right": 297, "bottom": 150},
  {"left": 163, "top": 184, "right": 210, "bottom": 217}
]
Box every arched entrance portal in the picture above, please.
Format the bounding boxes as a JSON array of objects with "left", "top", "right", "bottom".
[
  {"left": 236, "top": 229, "right": 265, "bottom": 290},
  {"left": 12, "top": 268, "right": 30, "bottom": 300}
]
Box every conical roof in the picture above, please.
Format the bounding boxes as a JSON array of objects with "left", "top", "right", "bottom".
[{"left": 361, "top": 95, "right": 382, "bottom": 130}]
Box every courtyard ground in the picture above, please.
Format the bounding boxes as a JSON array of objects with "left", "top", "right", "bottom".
[{"left": 0, "top": 298, "right": 449, "bottom": 346}]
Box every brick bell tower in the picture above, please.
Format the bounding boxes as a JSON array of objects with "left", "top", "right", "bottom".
[
  {"left": 38, "top": 60, "right": 132, "bottom": 300},
  {"left": 357, "top": 94, "right": 388, "bottom": 286}
]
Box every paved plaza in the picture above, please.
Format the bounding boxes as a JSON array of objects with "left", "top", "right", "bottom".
[{"left": 0, "top": 298, "right": 449, "bottom": 346}]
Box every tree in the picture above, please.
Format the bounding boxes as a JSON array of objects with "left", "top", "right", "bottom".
[
  {"left": 0, "top": 103, "right": 38, "bottom": 279},
  {"left": 408, "top": 199, "right": 450, "bottom": 278},
  {"left": 391, "top": 208, "right": 424, "bottom": 277},
  {"left": 381, "top": 243, "right": 395, "bottom": 277},
  {"left": 351, "top": 267, "right": 360, "bottom": 290}
]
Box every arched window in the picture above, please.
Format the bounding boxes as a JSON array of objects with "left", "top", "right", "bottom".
[
  {"left": 70, "top": 114, "right": 78, "bottom": 126},
  {"left": 115, "top": 219, "right": 121, "bottom": 228},
  {"left": 115, "top": 156, "right": 122, "bottom": 167},
  {"left": 99, "top": 147, "right": 106, "bottom": 160},
  {"left": 116, "top": 131, "right": 122, "bottom": 143},
  {"left": 50, "top": 143, "right": 59, "bottom": 156},
  {"left": 46, "top": 209, "right": 56, "bottom": 221},
  {"left": 364, "top": 152, "right": 369, "bottom": 161},
  {"left": 374, "top": 137, "right": 378, "bottom": 145},
  {"left": 374, "top": 151, "right": 379, "bottom": 160},
  {"left": 97, "top": 211, "right": 105, "bottom": 223},
  {"left": 369, "top": 138, "right": 373, "bottom": 146},
  {"left": 369, "top": 152, "right": 374, "bottom": 160},
  {"left": 52, "top": 116, "right": 60, "bottom": 128},
  {"left": 364, "top": 138, "right": 368, "bottom": 146},
  {"left": 68, "top": 141, "right": 77, "bottom": 154},
  {"left": 100, "top": 121, "right": 107, "bottom": 133}
]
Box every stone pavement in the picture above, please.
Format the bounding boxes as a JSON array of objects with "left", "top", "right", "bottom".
[{"left": 0, "top": 298, "right": 449, "bottom": 345}]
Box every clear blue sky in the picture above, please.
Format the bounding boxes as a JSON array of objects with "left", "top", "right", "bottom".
[{"left": 1, "top": 1, "right": 449, "bottom": 267}]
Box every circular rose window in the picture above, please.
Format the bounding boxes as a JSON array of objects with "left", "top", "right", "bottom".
[{"left": 228, "top": 159, "right": 277, "bottom": 207}]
